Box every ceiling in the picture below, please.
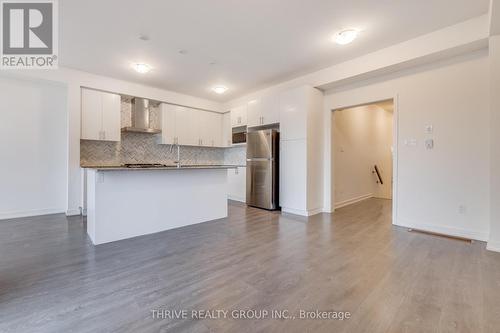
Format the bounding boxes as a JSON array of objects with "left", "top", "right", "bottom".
[{"left": 60, "top": 0, "right": 489, "bottom": 102}]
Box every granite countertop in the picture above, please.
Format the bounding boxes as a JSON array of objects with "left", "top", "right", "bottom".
[{"left": 81, "top": 164, "right": 240, "bottom": 171}]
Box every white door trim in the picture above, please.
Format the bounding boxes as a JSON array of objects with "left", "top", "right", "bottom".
[{"left": 330, "top": 95, "right": 399, "bottom": 225}]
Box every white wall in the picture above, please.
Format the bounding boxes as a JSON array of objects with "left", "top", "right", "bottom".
[
  {"left": 324, "top": 51, "right": 490, "bottom": 241},
  {"left": 488, "top": 35, "right": 500, "bottom": 250},
  {"left": 0, "top": 76, "right": 67, "bottom": 219},
  {"left": 0, "top": 68, "right": 224, "bottom": 216},
  {"left": 333, "top": 104, "right": 393, "bottom": 207}
]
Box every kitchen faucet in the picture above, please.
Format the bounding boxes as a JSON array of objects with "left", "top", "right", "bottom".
[{"left": 169, "top": 142, "right": 181, "bottom": 168}]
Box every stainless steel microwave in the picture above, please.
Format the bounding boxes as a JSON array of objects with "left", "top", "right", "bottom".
[{"left": 232, "top": 126, "right": 247, "bottom": 144}]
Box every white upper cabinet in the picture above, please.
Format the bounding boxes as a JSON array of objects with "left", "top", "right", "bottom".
[
  {"left": 159, "top": 104, "right": 223, "bottom": 147},
  {"left": 199, "top": 111, "right": 222, "bottom": 147},
  {"left": 101, "top": 92, "right": 121, "bottom": 141},
  {"left": 176, "top": 106, "right": 199, "bottom": 146},
  {"left": 210, "top": 112, "right": 222, "bottom": 147},
  {"left": 221, "top": 112, "right": 232, "bottom": 147},
  {"left": 260, "top": 94, "right": 280, "bottom": 125},
  {"left": 230, "top": 105, "right": 247, "bottom": 127},
  {"left": 279, "top": 87, "right": 307, "bottom": 140},
  {"left": 81, "top": 88, "right": 121, "bottom": 141},
  {"left": 247, "top": 95, "right": 280, "bottom": 127},
  {"left": 81, "top": 88, "right": 101, "bottom": 140},
  {"left": 246, "top": 99, "right": 261, "bottom": 127},
  {"left": 159, "top": 103, "right": 177, "bottom": 145}
]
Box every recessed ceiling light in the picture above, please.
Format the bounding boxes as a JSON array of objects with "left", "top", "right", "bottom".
[
  {"left": 335, "top": 29, "right": 359, "bottom": 45},
  {"left": 132, "top": 63, "right": 152, "bottom": 74},
  {"left": 212, "top": 85, "right": 228, "bottom": 94}
]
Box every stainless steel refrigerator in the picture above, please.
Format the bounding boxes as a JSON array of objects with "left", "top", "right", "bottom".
[{"left": 246, "top": 129, "right": 279, "bottom": 210}]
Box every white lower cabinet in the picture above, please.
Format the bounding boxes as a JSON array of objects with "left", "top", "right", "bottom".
[
  {"left": 227, "top": 167, "right": 246, "bottom": 202},
  {"left": 279, "top": 139, "right": 307, "bottom": 214}
]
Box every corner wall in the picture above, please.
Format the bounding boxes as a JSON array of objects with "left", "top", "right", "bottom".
[
  {"left": 488, "top": 35, "right": 500, "bottom": 250},
  {"left": 324, "top": 51, "right": 490, "bottom": 241},
  {"left": 0, "top": 76, "right": 67, "bottom": 219}
]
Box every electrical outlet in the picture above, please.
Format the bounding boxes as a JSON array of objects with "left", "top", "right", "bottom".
[
  {"left": 458, "top": 205, "right": 467, "bottom": 215},
  {"left": 425, "top": 125, "right": 434, "bottom": 134}
]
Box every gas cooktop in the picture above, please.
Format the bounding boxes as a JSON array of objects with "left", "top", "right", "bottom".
[{"left": 123, "top": 163, "right": 170, "bottom": 168}]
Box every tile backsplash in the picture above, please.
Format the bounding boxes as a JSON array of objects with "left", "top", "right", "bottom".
[
  {"left": 224, "top": 146, "right": 246, "bottom": 165},
  {"left": 81, "top": 132, "right": 226, "bottom": 166},
  {"left": 81, "top": 98, "right": 246, "bottom": 166}
]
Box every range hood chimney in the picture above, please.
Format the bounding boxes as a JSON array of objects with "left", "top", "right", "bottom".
[{"left": 121, "top": 98, "right": 161, "bottom": 134}]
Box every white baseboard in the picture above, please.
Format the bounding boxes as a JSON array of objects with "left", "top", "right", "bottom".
[
  {"left": 281, "top": 207, "right": 308, "bottom": 216},
  {"left": 307, "top": 207, "right": 324, "bottom": 216},
  {"left": 486, "top": 241, "right": 500, "bottom": 253},
  {"left": 0, "top": 207, "right": 65, "bottom": 220},
  {"left": 281, "top": 207, "right": 323, "bottom": 217},
  {"left": 227, "top": 195, "right": 245, "bottom": 203},
  {"left": 66, "top": 208, "right": 81, "bottom": 216},
  {"left": 394, "top": 218, "right": 489, "bottom": 242},
  {"left": 335, "top": 193, "right": 373, "bottom": 209}
]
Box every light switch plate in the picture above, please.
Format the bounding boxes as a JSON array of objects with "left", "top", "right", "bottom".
[{"left": 425, "top": 125, "right": 433, "bottom": 134}]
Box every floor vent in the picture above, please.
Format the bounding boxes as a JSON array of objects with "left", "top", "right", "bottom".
[{"left": 407, "top": 228, "right": 473, "bottom": 243}]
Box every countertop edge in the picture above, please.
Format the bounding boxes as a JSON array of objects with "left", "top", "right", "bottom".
[{"left": 81, "top": 165, "right": 241, "bottom": 171}]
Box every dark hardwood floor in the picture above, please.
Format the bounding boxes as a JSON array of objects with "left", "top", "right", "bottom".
[{"left": 1, "top": 199, "right": 500, "bottom": 333}]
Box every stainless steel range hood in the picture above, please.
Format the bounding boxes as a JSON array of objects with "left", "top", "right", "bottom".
[{"left": 121, "top": 98, "right": 161, "bottom": 134}]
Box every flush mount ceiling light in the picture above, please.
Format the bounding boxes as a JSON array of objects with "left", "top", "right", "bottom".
[
  {"left": 212, "top": 85, "right": 228, "bottom": 94},
  {"left": 132, "top": 63, "right": 152, "bottom": 74},
  {"left": 334, "top": 29, "right": 359, "bottom": 45}
]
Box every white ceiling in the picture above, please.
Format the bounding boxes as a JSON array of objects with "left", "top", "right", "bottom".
[{"left": 60, "top": 0, "right": 489, "bottom": 101}]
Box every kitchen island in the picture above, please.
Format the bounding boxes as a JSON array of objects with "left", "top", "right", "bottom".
[{"left": 84, "top": 165, "right": 236, "bottom": 245}]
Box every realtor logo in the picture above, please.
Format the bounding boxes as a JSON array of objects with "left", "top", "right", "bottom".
[{"left": 1, "top": 0, "right": 58, "bottom": 69}]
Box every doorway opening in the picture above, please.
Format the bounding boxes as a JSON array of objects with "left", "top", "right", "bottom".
[{"left": 332, "top": 99, "right": 395, "bottom": 213}]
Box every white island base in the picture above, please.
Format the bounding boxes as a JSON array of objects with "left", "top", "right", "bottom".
[{"left": 86, "top": 168, "right": 229, "bottom": 245}]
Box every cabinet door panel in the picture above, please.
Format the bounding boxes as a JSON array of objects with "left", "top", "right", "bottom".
[
  {"left": 101, "top": 92, "right": 121, "bottom": 141},
  {"left": 210, "top": 113, "right": 222, "bottom": 147},
  {"left": 231, "top": 105, "right": 247, "bottom": 127},
  {"left": 279, "top": 140, "right": 307, "bottom": 211},
  {"left": 227, "top": 167, "right": 246, "bottom": 202},
  {"left": 221, "top": 113, "right": 231, "bottom": 147},
  {"left": 261, "top": 94, "right": 280, "bottom": 125},
  {"left": 160, "top": 103, "right": 176, "bottom": 144},
  {"left": 81, "top": 88, "right": 102, "bottom": 140},
  {"left": 246, "top": 99, "right": 261, "bottom": 127},
  {"left": 176, "top": 107, "right": 199, "bottom": 146},
  {"left": 198, "top": 111, "right": 211, "bottom": 146},
  {"left": 279, "top": 88, "right": 307, "bottom": 140}
]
